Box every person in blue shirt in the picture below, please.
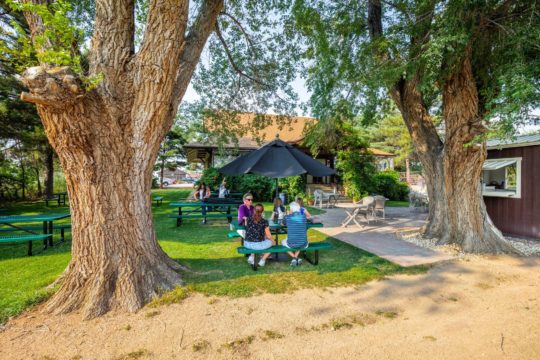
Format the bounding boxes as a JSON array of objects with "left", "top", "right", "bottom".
[{"left": 282, "top": 201, "right": 309, "bottom": 266}]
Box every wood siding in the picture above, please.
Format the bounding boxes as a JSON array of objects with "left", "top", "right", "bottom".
[{"left": 484, "top": 145, "right": 540, "bottom": 239}]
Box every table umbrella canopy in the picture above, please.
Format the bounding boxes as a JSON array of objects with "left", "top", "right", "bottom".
[{"left": 219, "top": 137, "right": 335, "bottom": 178}]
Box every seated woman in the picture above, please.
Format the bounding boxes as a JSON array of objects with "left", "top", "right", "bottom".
[
  {"left": 282, "top": 201, "right": 309, "bottom": 266},
  {"left": 237, "top": 193, "right": 255, "bottom": 238},
  {"left": 296, "top": 197, "right": 312, "bottom": 220},
  {"left": 194, "top": 182, "right": 211, "bottom": 200},
  {"left": 271, "top": 197, "right": 286, "bottom": 223},
  {"left": 244, "top": 203, "right": 275, "bottom": 267}
]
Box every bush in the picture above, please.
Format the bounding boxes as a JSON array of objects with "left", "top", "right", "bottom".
[
  {"left": 227, "top": 174, "right": 274, "bottom": 201},
  {"left": 277, "top": 175, "right": 306, "bottom": 202},
  {"left": 198, "top": 167, "right": 222, "bottom": 190},
  {"left": 371, "top": 170, "right": 409, "bottom": 201}
]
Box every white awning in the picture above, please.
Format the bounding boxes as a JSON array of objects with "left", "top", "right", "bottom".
[{"left": 483, "top": 159, "right": 517, "bottom": 171}]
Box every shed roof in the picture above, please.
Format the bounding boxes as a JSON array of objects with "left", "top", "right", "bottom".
[{"left": 487, "top": 134, "right": 540, "bottom": 149}]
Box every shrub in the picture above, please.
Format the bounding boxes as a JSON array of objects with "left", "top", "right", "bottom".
[
  {"left": 371, "top": 170, "right": 409, "bottom": 200},
  {"left": 278, "top": 175, "right": 306, "bottom": 201},
  {"left": 227, "top": 174, "right": 274, "bottom": 201},
  {"left": 198, "top": 167, "right": 222, "bottom": 189}
]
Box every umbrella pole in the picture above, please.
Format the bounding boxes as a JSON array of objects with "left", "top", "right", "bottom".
[{"left": 275, "top": 178, "right": 279, "bottom": 201}]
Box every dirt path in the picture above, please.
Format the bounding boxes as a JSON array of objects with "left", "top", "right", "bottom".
[{"left": 1, "top": 255, "right": 539, "bottom": 360}]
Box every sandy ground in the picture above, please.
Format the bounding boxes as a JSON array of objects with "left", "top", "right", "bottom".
[{"left": 1, "top": 255, "right": 540, "bottom": 360}]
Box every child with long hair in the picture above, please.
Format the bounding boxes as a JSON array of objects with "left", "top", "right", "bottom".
[{"left": 244, "top": 203, "right": 275, "bottom": 267}]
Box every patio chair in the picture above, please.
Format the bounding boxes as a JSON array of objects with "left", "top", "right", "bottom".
[
  {"left": 313, "top": 189, "right": 338, "bottom": 208},
  {"left": 372, "top": 195, "right": 388, "bottom": 221},
  {"left": 341, "top": 196, "right": 375, "bottom": 227}
]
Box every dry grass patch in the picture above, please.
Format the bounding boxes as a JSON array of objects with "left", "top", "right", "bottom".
[
  {"left": 114, "top": 349, "right": 152, "bottom": 360},
  {"left": 375, "top": 310, "right": 399, "bottom": 319},
  {"left": 261, "top": 330, "right": 285, "bottom": 341},
  {"left": 192, "top": 339, "right": 211, "bottom": 352},
  {"left": 148, "top": 286, "right": 191, "bottom": 307},
  {"left": 475, "top": 282, "right": 494, "bottom": 290},
  {"left": 144, "top": 310, "right": 160, "bottom": 318},
  {"left": 423, "top": 335, "right": 437, "bottom": 341}
]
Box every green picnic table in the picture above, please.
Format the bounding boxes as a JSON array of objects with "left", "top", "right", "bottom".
[
  {"left": 169, "top": 201, "right": 241, "bottom": 226},
  {"left": 0, "top": 213, "right": 71, "bottom": 255},
  {"left": 229, "top": 220, "right": 329, "bottom": 269}
]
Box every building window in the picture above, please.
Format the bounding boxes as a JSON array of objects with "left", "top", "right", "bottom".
[{"left": 482, "top": 157, "right": 522, "bottom": 198}]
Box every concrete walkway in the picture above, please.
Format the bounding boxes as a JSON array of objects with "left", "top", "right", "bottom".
[{"left": 315, "top": 204, "right": 455, "bottom": 267}]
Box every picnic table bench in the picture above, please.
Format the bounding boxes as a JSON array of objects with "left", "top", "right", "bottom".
[
  {"left": 153, "top": 196, "right": 164, "bottom": 206},
  {"left": 169, "top": 200, "right": 241, "bottom": 226},
  {"left": 45, "top": 192, "right": 68, "bottom": 207},
  {"left": 237, "top": 242, "right": 332, "bottom": 271},
  {"left": 0, "top": 234, "right": 53, "bottom": 256},
  {"left": 0, "top": 224, "right": 72, "bottom": 241}
]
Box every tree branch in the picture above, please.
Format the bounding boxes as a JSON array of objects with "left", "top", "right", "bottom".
[
  {"left": 219, "top": 11, "right": 256, "bottom": 58},
  {"left": 170, "top": 0, "right": 224, "bottom": 108},
  {"left": 89, "top": 0, "right": 135, "bottom": 74},
  {"left": 215, "top": 22, "right": 267, "bottom": 87}
]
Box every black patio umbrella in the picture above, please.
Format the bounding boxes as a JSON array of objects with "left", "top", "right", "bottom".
[{"left": 219, "top": 135, "right": 335, "bottom": 200}]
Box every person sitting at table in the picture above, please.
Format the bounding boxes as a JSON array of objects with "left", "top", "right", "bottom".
[
  {"left": 194, "top": 183, "right": 209, "bottom": 200},
  {"left": 282, "top": 201, "right": 309, "bottom": 267},
  {"left": 296, "top": 197, "right": 312, "bottom": 220},
  {"left": 218, "top": 179, "right": 229, "bottom": 198},
  {"left": 271, "top": 197, "right": 285, "bottom": 222},
  {"left": 244, "top": 203, "right": 275, "bottom": 267},
  {"left": 237, "top": 193, "right": 255, "bottom": 238}
]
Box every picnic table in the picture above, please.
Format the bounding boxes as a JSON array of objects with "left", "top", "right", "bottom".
[
  {"left": 231, "top": 219, "right": 324, "bottom": 242},
  {"left": 169, "top": 201, "right": 241, "bottom": 226},
  {"left": 229, "top": 219, "right": 329, "bottom": 269},
  {"left": 45, "top": 192, "right": 68, "bottom": 206},
  {"left": 0, "top": 213, "right": 71, "bottom": 255}
]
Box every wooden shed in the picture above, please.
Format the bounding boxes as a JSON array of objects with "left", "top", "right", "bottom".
[{"left": 483, "top": 134, "right": 540, "bottom": 240}]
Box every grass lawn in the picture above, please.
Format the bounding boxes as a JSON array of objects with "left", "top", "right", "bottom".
[
  {"left": 0, "top": 189, "right": 426, "bottom": 323},
  {"left": 386, "top": 200, "right": 410, "bottom": 207}
]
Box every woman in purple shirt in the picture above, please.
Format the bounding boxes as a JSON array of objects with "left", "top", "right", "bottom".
[{"left": 237, "top": 193, "right": 255, "bottom": 238}]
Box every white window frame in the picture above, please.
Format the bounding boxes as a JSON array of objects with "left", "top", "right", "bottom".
[{"left": 482, "top": 157, "right": 522, "bottom": 199}]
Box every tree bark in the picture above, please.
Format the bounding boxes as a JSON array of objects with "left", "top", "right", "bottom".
[
  {"left": 20, "top": 0, "right": 224, "bottom": 318},
  {"left": 440, "top": 55, "right": 515, "bottom": 253},
  {"left": 368, "top": 0, "right": 516, "bottom": 254},
  {"left": 44, "top": 144, "right": 54, "bottom": 197}
]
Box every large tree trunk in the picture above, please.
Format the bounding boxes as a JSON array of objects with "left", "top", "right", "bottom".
[
  {"left": 44, "top": 144, "right": 54, "bottom": 197},
  {"left": 20, "top": 0, "right": 224, "bottom": 318},
  {"left": 392, "top": 62, "right": 516, "bottom": 253},
  {"left": 33, "top": 93, "right": 182, "bottom": 317},
  {"left": 367, "top": 0, "right": 516, "bottom": 254},
  {"left": 440, "top": 55, "right": 515, "bottom": 253}
]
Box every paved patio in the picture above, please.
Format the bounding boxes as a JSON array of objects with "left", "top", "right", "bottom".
[{"left": 315, "top": 204, "right": 455, "bottom": 266}]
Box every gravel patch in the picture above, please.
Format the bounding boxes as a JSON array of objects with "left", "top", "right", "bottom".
[{"left": 398, "top": 231, "right": 540, "bottom": 256}]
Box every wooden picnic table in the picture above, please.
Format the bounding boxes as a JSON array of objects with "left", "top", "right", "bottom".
[
  {"left": 0, "top": 213, "right": 71, "bottom": 254},
  {"left": 169, "top": 201, "right": 241, "bottom": 226}
]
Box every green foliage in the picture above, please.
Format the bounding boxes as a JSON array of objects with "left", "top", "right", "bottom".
[
  {"left": 3, "top": 0, "right": 83, "bottom": 72},
  {"left": 292, "top": 0, "right": 540, "bottom": 138},
  {"left": 371, "top": 170, "right": 409, "bottom": 201},
  {"left": 154, "top": 127, "right": 186, "bottom": 187},
  {"left": 336, "top": 149, "right": 375, "bottom": 201},
  {"left": 278, "top": 175, "right": 306, "bottom": 200},
  {"left": 199, "top": 167, "right": 276, "bottom": 201},
  {"left": 227, "top": 174, "right": 274, "bottom": 201},
  {"left": 368, "top": 113, "right": 415, "bottom": 170},
  {"left": 198, "top": 167, "right": 222, "bottom": 190}
]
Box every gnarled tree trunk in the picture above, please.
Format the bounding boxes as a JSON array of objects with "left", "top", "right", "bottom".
[{"left": 20, "top": 0, "right": 224, "bottom": 318}]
